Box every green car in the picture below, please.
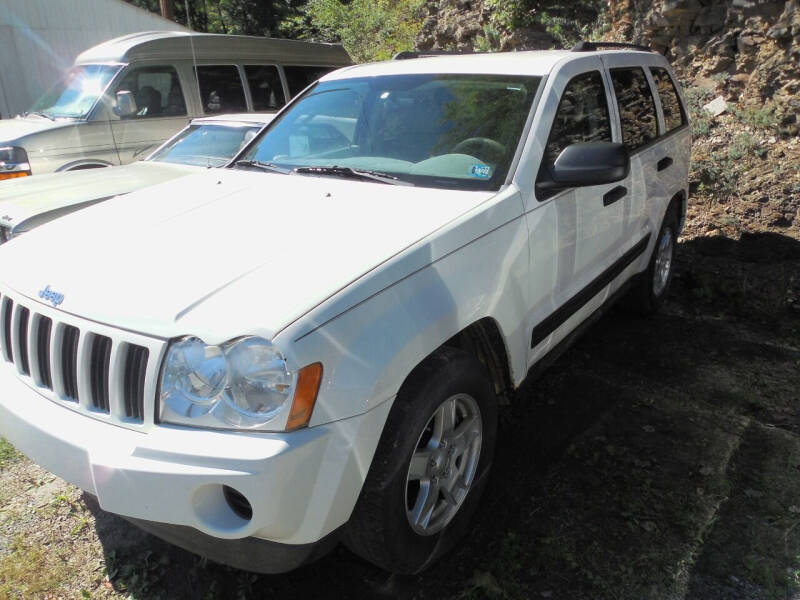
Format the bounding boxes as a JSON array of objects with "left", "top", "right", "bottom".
[{"left": 0, "top": 113, "right": 273, "bottom": 242}]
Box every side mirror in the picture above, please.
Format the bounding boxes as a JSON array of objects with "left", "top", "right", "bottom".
[
  {"left": 539, "top": 141, "right": 629, "bottom": 190},
  {"left": 115, "top": 90, "right": 138, "bottom": 118}
]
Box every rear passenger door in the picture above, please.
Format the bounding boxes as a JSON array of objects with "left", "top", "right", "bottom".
[
  {"left": 601, "top": 56, "right": 663, "bottom": 255},
  {"left": 648, "top": 65, "right": 691, "bottom": 224}
]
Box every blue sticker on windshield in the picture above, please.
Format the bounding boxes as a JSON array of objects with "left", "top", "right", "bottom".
[{"left": 470, "top": 164, "right": 492, "bottom": 179}]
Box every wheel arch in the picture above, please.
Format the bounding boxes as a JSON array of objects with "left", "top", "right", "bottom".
[
  {"left": 56, "top": 159, "right": 114, "bottom": 172},
  {"left": 441, "top": 317, "right": 514, "bottom": 396},
  {"left": 669, "top": 188, "right": 687, "bottom": 234}
]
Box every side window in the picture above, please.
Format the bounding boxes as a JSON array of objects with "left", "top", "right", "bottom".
[
  {"left": 244, "top": 65, "right": 286, "bottom": 111},
  {"left": 196, "top": 65, "right": 247, "bottom": 114},
  {"left": 283, "top": 66, "right": 336, "bottom": 97},
  {"left": 610, "top": 67, "right": 658, "bottom": 150},
  {"left": 543, "top": 70, "right": 612, "bottom": 168},
  {"left": 650, "top": 67, "right": 686, "bottom": 133},
  {"left": 114, "top": 65, "right": 186, "bottom": 118}
]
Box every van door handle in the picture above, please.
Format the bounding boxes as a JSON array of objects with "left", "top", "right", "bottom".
[
  {"left": 657, "top": 156, "right": 673, "bottom": 171},
  {"left": 603, "top": 185, "right": 627, "bottom": 206}
]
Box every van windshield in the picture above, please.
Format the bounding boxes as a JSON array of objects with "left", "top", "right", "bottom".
[
  {"left": 29, "top": 64, "right": 121, "bottom": 119},
  {"left": 238, "top": 74, "right": 540, "bottom": 191}
]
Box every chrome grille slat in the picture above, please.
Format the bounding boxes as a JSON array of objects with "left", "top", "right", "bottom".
[
  {"left": 50, "top": 323, "right": 67, "bottom": 399},
  {"left": 0, "top": 289, "right": 165, "bottom": 431},
  {"left": 76, "top": 332, "right": 93, "bottom": 410}
]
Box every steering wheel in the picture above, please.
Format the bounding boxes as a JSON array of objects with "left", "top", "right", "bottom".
[{"left": 452, "top": 137, "right": 507, "bottom": 163}]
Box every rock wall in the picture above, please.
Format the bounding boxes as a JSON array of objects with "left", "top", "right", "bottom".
[
  {"left": 615, "top": 0, "right": 799, "bottom": 124},
  {"left": 416, "top": 0, "right": 799, "bottom": 127}
]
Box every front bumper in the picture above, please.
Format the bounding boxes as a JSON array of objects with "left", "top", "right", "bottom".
[{"left": 0, "top": 361, "right": 393, "bottom": 553}]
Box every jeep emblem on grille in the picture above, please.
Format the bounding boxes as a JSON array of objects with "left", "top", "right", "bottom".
[{"left": 38, "top": 285, "right": 64, "bottom": 307}]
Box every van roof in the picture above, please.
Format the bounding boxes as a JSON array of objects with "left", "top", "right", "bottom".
[{"left": 76, "top": 31, "right": 351, "bottom": 66}]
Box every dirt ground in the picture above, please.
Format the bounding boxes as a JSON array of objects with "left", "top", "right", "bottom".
[{"left": 1, "top": 225, "right": 799, "bottom": 599}]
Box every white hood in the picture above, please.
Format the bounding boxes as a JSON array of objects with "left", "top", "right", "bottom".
[
  {"left": 0, "top": 169, "right": 494, "bottom": 341},
  {"left": 0, "top": 162, "right": 194, "bottom": 230},
  {"left": 0, "top": 115, "right": 72, "bottom": 143}
]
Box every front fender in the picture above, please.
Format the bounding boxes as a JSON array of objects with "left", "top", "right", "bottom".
[{"left": 277, "top": 188, "right": 530, "bottom": 426}]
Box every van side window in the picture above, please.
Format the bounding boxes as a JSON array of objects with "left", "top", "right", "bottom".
[
  {"left": 650, "top": 67, "right": 686, "bottom": 133},
  {"left": 610, "top": 67, "right": 658, "bottom": 150},
  {"left": 283, "top": 66, "right": 336, "bottom": 97},
  {"left": 244, "top": 66, "right": 286, "bottom": 111},
  {"left": 114, "top": 65, "right": 186, "bottom": 118},
  {"left": 543, "top": 71, "right": 611, "bottom": 168},
  {"left": 196, "top": 66, "right": 247, "bottom": 114}
]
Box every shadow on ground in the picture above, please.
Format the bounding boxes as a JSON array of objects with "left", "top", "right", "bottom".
[{"left": 87, "top": 232, "right": 800, "bottom": 600}]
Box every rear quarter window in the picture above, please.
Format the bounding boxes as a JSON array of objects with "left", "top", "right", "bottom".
[
  {"left": 650, "top": 67, "right": 686, "bottom": 133},
  {"left": 609, "top": 67, "right": 658, "bottom": 151},
  {"left": 244, "top": 65, "right": 286, "bottom": 111}
]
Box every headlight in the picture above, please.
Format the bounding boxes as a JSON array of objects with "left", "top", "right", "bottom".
[
  {"left": 0, "top": 147, "right": 31, "bottom": 180},
  {"left": 160, "top": 336, "right": 322, "bottom": 431}
]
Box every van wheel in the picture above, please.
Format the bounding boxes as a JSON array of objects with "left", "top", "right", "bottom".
[
  {"left": 628, "top": 207, "right": 679, "bottom": 315},
  {"left": 344, "top": 347, "right": 497, "bottom": 573}
]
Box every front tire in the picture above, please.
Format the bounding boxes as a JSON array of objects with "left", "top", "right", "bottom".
[{"left": 344, "top": 347, "right": 497, "bottom": 573}]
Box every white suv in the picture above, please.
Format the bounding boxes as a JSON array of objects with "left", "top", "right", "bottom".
[{"left": 0, "top": 43, "right": 690, "bottom": 574}]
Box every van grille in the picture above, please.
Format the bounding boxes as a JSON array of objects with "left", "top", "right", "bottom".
[{"left": 0, "top": 290, "right": 165, "bottom": 429}]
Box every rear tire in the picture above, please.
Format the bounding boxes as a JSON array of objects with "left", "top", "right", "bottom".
[
  {"left": 344, "top": 346, "right": 497, "bottom": 573},
  {"left": 627, "top": 207, "right": 679, "bottom": 315}
]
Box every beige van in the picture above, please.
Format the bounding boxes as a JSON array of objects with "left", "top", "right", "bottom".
[{"left": 0, "top": 31, "right": 349, "bottom": 181}]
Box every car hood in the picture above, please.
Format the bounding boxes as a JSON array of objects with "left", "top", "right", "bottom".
[
  {"left": 0, "top": 169, "right": 495, "bottom": 341},
  {"left": 0, "top": 162, "right": 196, "bottom": 230},
  {"left": 0, "top": 115, "right": 71, "bottom": 142}
]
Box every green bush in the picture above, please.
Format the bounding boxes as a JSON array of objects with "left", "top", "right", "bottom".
[
  {"left": 732, "top": 104, "right": 779, "bottom": 131},
  {"left": 304, "top": 0, "right": 425, "bottom": 62}
]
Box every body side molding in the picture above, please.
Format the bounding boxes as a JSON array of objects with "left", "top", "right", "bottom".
[{"left": 531, "top": 233, "right": 651, "bottom": 347}]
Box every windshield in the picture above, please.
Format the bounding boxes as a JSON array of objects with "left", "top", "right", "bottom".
[
  {"left": 29, "top": 64, "right": 121, "bottom": 119},
  {"left": 148, "top": 123, "right": 262, "bottom": 167},
  {"left": 239, "top": 74, "right": 540, "bottom": 190}
]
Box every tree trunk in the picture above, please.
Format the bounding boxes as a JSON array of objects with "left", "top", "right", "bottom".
[{"left": 160, "top": 0, "right": 174, "bottom": 20}]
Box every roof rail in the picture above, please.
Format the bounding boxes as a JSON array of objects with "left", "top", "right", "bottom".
[
  {"left": 571, "top": 40, "right": 652, "bottom": 52},
  {"left": 392, "top": 50, "right": 477, "bottom": 60}
]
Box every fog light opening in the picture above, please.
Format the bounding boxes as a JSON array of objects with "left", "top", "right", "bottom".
[{"left": 223, "top": 485, "right": 253, "bottom": 521}]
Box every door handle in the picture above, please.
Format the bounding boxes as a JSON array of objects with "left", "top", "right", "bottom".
[
  {"left": 657, "top": 156, "right": 673, "bottom": 171},
  {"left": 603, "top": 185, "right": 627, "bottom": 206}
]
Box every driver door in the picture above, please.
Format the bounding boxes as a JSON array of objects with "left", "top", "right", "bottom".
[
  {"left": 524, "top": 58, "right": 627, "bottom": 363},
  {"left": 109, "top": 64, "right": 192, "bottom": 164}
]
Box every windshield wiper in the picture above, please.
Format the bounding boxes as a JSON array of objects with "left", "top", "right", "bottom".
[
  {"left": 234, "top": 159, "right": 290, "bottom": 174},
  {"left": 25, "top": 111, "right": 55, "bottom": 121},
  {"left": 293, "top": 165, "right": 413, "bottom": 186}
]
